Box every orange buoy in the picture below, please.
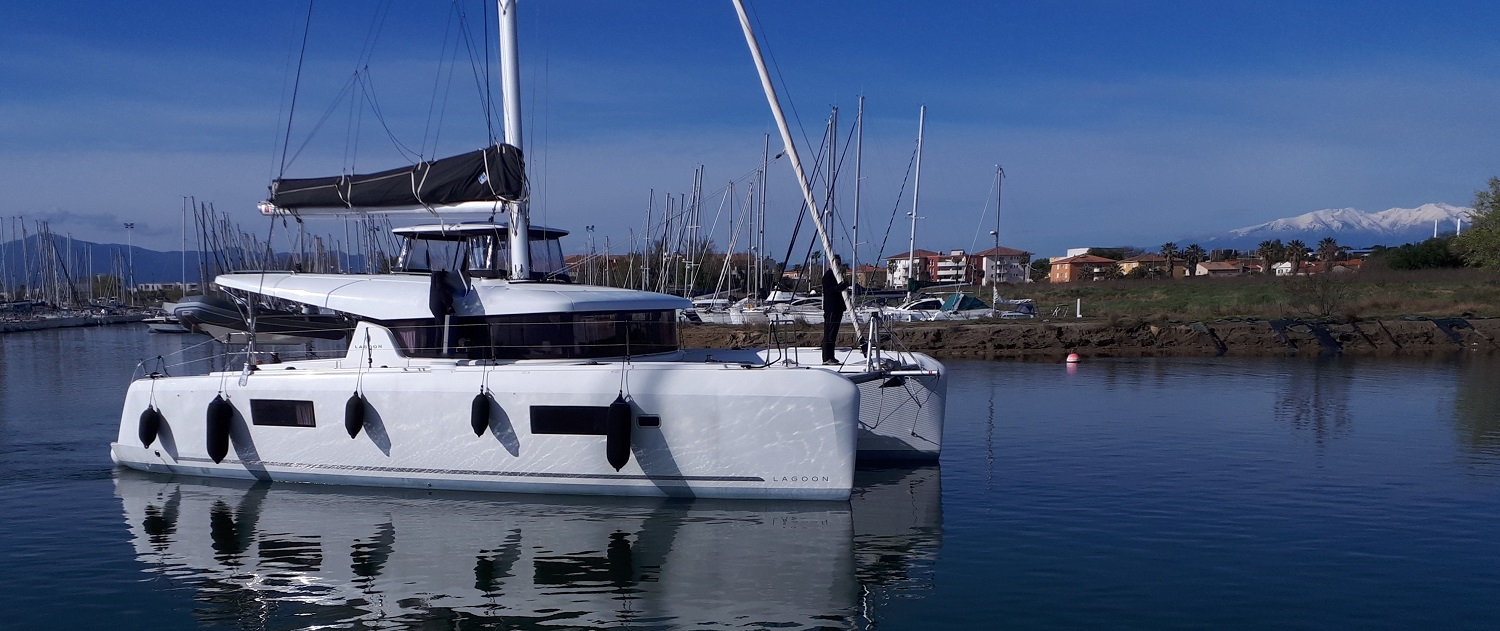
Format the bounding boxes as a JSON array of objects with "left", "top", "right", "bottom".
[{"left": 1065, "top": 353, "right": 1080, "bottom": 363}]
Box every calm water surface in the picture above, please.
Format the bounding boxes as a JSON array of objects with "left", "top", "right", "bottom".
[{"left": 1, "top": 326, "right": 1498, "bottom": 629}]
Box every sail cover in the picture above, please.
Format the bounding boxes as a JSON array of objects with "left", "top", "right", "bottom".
[{"left": 269, "top": 144, "right": 525, "bottom": 211}]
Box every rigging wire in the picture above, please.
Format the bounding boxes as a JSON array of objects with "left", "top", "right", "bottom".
[
  {"left": 421, "top": 4, "right": 461, "bottom": 161},
  {"left": 277, "top": 0, "right": 317, "bottom": 179},
  {"left": 871, "top": 141, "right": 921, "bottom": 267},
  {"left": 968, "top": 167, "right": 1001, "bottom": 254}
]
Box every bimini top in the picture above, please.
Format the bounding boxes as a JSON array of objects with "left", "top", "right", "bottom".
[{"left": 216, "top": 273, "right": 690, "bottom": 321}]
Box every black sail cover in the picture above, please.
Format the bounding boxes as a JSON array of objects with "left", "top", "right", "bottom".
[{"left": 269, "top": 144, "right": 525, "bottom": 210}]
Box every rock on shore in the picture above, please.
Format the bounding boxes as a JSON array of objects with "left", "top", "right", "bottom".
[{"left": 678, "top": 318, "right": 1500, "bottom": 360}]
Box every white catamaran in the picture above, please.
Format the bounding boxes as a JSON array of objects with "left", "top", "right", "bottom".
[{"left": 110, "top": 1, "right": 945, "bottom": 500}]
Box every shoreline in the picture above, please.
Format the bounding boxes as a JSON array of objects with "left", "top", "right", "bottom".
[
  {"left": 0, "top": 314, "right": 147, "bottom": 334},
  {"left": 679, "top": 317, "right": 1500, "bottom": 360}
]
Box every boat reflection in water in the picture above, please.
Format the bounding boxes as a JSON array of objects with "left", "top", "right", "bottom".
[{"left": 114, "top": 465, "right": 940, "bottom": 628}]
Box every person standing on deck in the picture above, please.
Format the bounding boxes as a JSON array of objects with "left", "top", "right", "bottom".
[{"left": 821, "top": 255, "right": 850, "bottom": 365}]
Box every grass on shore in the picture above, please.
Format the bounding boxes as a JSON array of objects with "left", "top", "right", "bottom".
[{"left": 980, "top": 267, "right": 1500, "bottom": 322}]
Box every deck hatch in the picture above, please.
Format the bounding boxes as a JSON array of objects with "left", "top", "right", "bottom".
[{"left": 250, "top": 399, "right": 317, "bottom": 428}]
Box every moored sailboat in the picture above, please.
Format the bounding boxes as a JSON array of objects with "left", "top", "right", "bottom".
[{"left": 110, "top": 1, "right": 945, "bottom": 500}]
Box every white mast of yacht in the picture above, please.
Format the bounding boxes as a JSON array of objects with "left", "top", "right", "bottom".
[
  {"left": 907, "top": 105, "right": 926, "bottom": 301},
  {"left": 852, "top": 96, "right": 864, "bottom": 309},
  {"left": 731, "top": 0, "right": 859, "bottom": 340},
  {"left": 497, "top": 0, "right": 529, "bottom": 281}
]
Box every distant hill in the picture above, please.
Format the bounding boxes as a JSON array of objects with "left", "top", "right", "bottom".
[{"left": 1190, "top": 203, "right": 1474, "bottom": 250}]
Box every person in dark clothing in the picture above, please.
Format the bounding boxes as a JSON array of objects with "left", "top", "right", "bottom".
[{"left": 821, "top": 255, "right": 850, "bottom": 365}]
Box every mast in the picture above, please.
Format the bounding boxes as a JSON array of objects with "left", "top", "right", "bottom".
[
  {"left": 498, "top": 0, "right": 530, "bottom": 281},
  {"left": 731, "top": 0, "right": 859, "bottom": 341},
  {"left": 991, "top": 165, "right": 1004, "bottom": 311},
  {"left": 852, "top": 96, "right": 863, "bottom": 308},
  {"left": 758, "top": 134, "right": 770, "bottom": 300},
  {"left": 642, "top": 190, "right": 653, "bottom": 290},
  {"left": 907, "top": 105, "right": 926, "bottom": 301},
  {"left": 826, "top": 106, "right": 837, "bottom": 265},
  {"left": 181, "top": 197, "right": 189, "bottom": 297}
]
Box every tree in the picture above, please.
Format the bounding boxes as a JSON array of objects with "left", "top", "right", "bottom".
[
  {"left": 1316, "top": 237, "right": 1340, "bottom": 272},
  {"left": 1160, "top": 242, "right": 1179, "bottom": 279},
  {"left": 1256, "top": 239, "right": 1285, "bottom": 275},
  {"left": 1030, "top": 258, "right": 1051, "bottom": 283},
  {"left": 1453, "top": 176, "right": 1500, "bottom": 268},
  {"left": 1283, "top": 274, "right": 1354, "bottom": 318},
  {"left": 1370, "top": 237, "right": 1465, "bottom": 270},
  {"left": 1183, "top": 244, "right": 1205, "bottom": 277},
  {"left": 1285, "top": 239, "right": 1308, "bottom": 275}
]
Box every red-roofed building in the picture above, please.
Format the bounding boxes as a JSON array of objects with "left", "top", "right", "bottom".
[
  {"left": 1118, "top": 253, "right": 1188, "bottom": 279},
  {"left": 1196, "top": 261, "right": 1247, "bottom": 277},
  {"left": 973, "top": 245, "right": 1033, "bottom": 285},
  {"left": 1048, "top": 254, "right": 1119, "bottom": 283},
  {"left": 885, "top": 249, "right": 940, "bottom": 287}
]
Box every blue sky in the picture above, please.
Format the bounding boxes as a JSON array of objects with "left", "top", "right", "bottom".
[{"left": 3, "top": 1, "right": 1497, "bottom": 260}]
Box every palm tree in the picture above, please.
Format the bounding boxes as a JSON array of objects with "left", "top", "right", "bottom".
[
  {"left": 1284, "top": 239, "right": 1307, "bottom": 275},
  {"left": 1160, "top": 242, "right": 1179, "bottom": 279},
  {"left": 1257, "top": 239, "right": 1286, "bottom": 275},
  {"left": 1317, "top": 237, "right": 1340, "bottom": 272},
  {"left": 1256, "top": 240, "right": 1277, "bottom": 275},
  {"left": 1183, "top": 244, "right": 1206, "bottom": 277}
]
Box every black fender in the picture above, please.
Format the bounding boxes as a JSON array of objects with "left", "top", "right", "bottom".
[
  {"left": 344, "top": 393, "right": 366, "bottom": 439},
  {"left": 471, "top": 391, "right": 493, "bottom": 437},
  {"left": 138, "top": 406, "right": 164, "bottom": 448},
  {"left": 206, "top": 396, "right": 234, "bottom": 464},
  {"left": 606, "top": 394, "right": 632, "bottom": 471}
]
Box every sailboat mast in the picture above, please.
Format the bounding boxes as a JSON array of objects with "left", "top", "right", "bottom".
[
  {"left": 907, "top": 105, "right": 925, "bottom": 300},
  {"left": 852, "top": 96, "right": 863, "bottom": 306},
  {"left": 992, "top": 165, "right": 1003, "bottom": 309},
  {"left": 758, "top": 134, "right": 769, "bottom": 300},
  {"left": 181, "top": 197, "right": 188, "bottom": 296},
  {"left": 498, "top": 0, "right": 530, "bottom": 281},
  {"left": 731, "top": 0, "right": 859, "bottom": 338},
  {"left": 826, "top": 107, "right": 837, "bottom": 261}
]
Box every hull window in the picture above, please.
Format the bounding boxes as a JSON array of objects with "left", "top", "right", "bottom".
[
  {"left": 531, "top": 405, "right": 610, "bottom": 435},
  {"left": 383, "top": 310, "right": 677, "bottom": 360},
  {"left": 250, "top": 400, "right": 317, "bottom": 428}
]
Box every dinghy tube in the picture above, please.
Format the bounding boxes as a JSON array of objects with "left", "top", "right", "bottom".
[{"left": 206, "top": 396, "right": 233, "bottom": 464}]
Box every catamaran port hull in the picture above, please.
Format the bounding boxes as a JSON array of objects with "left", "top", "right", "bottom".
[{"left": 113, "top": 359, "right": 858, "bottom": 501}]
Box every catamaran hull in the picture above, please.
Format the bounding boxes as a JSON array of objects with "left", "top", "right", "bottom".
[
  {"left": 852, "top": 354, "right": 946, "bottom": 461},
  {"left": 676, "top": 347, "right": 946, "bottom": 461},
  {"left": 112, "top": 361, "right": 858, "bottom": 500}
]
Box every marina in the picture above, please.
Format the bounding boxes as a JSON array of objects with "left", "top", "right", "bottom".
[{"left": 3, "top": 0, "right": 1500, "bottom": 628}]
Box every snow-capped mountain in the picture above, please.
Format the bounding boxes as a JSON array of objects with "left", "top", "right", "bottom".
[{"left": 1199, "top": 203, "right": 1473, "bottom": 249}]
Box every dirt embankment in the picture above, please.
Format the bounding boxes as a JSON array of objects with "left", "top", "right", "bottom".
[{"left": 678, "top": 318, "right": 1500, "bottom": 360}]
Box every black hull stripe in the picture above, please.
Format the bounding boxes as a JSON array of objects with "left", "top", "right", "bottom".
[{"left": 173, "top": 456, "right": 765, "bottom": 482}]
